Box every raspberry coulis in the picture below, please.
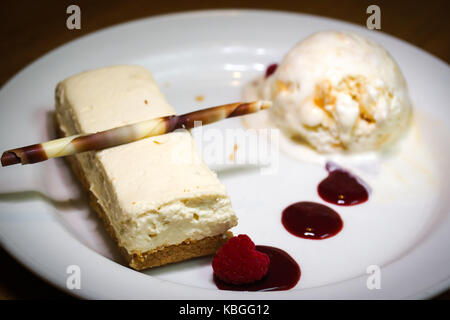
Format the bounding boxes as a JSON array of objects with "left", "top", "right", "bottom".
[
  {"left": 264, "top": 63, "right": 278, "bottom": 78},
  {"left": 282, "top": 201, "right": 343, "bottom": 240},
  {"left": 214, "top": 245, "right": 300, "bottom": 291},
  {"left": 318, "top": 162, "right": 369, "bottom": 206}
]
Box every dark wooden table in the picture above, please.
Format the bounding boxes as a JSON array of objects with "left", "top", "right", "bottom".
[{"left": 0, "top": 0, "right": 449, "bottom": 300}]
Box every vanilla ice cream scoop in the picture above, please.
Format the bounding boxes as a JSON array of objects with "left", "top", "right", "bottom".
[{"left": 255, "top": 31, "right": 412, "bottom": 153}]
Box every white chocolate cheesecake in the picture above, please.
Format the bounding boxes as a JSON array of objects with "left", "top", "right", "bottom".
[{"left": 55, "top": 65, "right": 237, "bottom": 269}]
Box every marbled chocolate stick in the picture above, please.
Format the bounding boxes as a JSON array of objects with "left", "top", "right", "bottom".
[{"left": 1, "top": 100, "right": 271, "bottom": 166}]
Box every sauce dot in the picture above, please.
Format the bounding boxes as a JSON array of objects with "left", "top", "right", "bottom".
[
  {"left": 282, "top": 201, "right": 343, "bottom": 240},
  {"left": 318, "top": 163, "right": 369, "bottom": 206}
]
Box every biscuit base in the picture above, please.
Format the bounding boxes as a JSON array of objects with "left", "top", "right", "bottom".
[{"left": 55, "top": 116, "right": 231, "bottom": 270}]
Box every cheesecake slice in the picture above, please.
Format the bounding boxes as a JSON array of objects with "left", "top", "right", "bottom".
[{"left": 55, "top": 65, "right": 237, "bottom": 270}]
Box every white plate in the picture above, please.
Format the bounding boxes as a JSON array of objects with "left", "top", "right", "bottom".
[{"left": 0, "top": 9, "right": 449, "bottom": 299}]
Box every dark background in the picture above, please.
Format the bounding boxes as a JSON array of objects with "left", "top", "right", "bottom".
[{"left": 0, "top": 0, "right": 449, "bottom": 299}]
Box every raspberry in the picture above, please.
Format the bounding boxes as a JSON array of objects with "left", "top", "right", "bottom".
[{"left": 212, "top": 234, "right": 270, "bottom": 285}]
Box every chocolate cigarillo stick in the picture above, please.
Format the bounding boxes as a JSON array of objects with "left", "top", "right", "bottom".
[{"left": 1, "top": 100, "right": 272, "bottom": 167}]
